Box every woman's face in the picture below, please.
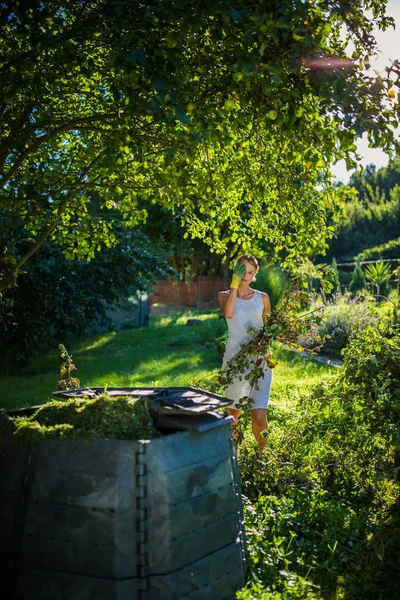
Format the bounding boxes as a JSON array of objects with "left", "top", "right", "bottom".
[{"left": 240, "top": 260, "right": 257, "bottom": 285}]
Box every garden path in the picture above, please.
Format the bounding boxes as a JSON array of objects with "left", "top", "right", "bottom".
[{"left": 290, "top": 348, "right": 343, "bottom": 368}]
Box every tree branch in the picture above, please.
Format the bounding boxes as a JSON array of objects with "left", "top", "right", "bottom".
[
  {"left": 1, "top": 113, "right": 120, "bottom": 188},
  {"left": 0, "top": 151, "right": 105, "bottom": 290}
]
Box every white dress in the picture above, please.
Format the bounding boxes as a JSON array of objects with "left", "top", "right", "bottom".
[{"left": 222, "top": 289, "right": 272, "bottom": 410}]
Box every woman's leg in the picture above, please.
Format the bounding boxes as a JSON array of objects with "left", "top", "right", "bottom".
[
  {"left": 251, "top": 409, "right": 268, "bottom": 456},
  {"left": 227, "top": 407, "right": 241, "bottom": 427}
]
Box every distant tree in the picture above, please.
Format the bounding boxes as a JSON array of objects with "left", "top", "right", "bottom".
[
  {"left": 331, "top": 258, "right": 341, "bottom": 295},
  {"left": 348, "top": 158, "right": 400, "bottom": 200},
  {"left": 376, "top": 157, "right": 400, "bottom": 196},
  {"left": 393, "top": 265, "right": 400, "bottom": 323},
  {"left": 349, "top": 258, "right": 366, "bottom": 295},
  {"left": 324, "top": 177, "right": 400, "bottom": 262},
  {"left": 348, "top": 164, "right": 378, "bottom": 196}
]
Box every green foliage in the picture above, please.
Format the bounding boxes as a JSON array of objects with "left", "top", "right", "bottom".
[
  {"left": 293, "top": 259, "right": 332, "bottom": 294},
  {"left": 326, "top": 160, "right": 400, "bottom": 263},
  {"left": 364, "top": 261, "right": 393, "bottom": 297},
  {"left": 1, "top": 0, "right": 399, "bottom": 288},
  {"left": 358, "top": 236, "right": 400, "bottom": 261},
  {"left": 237, "top": 325, "right": 400, "bottom": 598},
  {"left": 13, "top": 394, "right": 160, "bottom": 443},
  {"left": 329, "top": 257, "right": 341, "bottom": 295},
  {"left": 341, "top": 324, "right": 400, "bottom": 438},
  {"left": 2, "top": 309, "right": 400, "bottom": 597},
  {"left": 349, "top": 158, "right": 400, "bottom": 198},
  {"left": 349, "top": 258, "right": 366, "bottom": 295},
  {"left": 0, "top": 226, "right": 173, "bottom": 371},
  {"left": 254, "top": 262, "right": 290, "bottom": 310},
  {"left": 316, "top": 295, "right": 377, "bottom": 356},
  {"left": 57, "top": 344, "right": 80, "bottom": 391}
]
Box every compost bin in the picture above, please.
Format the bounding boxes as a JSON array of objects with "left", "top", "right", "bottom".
[{"left": 0, "top": 387, "right": 247, "bottom": 600}]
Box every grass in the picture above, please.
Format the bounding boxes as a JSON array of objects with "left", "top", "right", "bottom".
[{"left": 0, "top": 310, "right": 335, "bottom": 412}]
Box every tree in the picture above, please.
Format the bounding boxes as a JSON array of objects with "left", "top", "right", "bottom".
[
  {"left": 349, "top": 258, "right": 366, "bottom": 295},
  {"left": 330, "top": 257, "right": 341, "bottom": 295},
  {"left": 293, "top": 259, "right": 327, "bottom": 293},
  {"left": 0, "top": 225, "right": 173, "bottom": 370},
  {"left": 349, "top": 157, "right": 400, "bottom": 198},
  {"left": 364, "top": 261, "right": 392, "bottom": 299},
  {"left": 393, "top": 264, "right": 400, "bottom": 323},
  {"left": 139, "top": 203, "right": 230, "bottom": 281},
  {"left": 324, "top": 169, "right": 400, "bottom": 263},
  {"left": 1, "top": 0, "right": 399, "bottom": 290}
]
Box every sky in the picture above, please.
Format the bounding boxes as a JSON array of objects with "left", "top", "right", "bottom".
[{"left": 331, "top": 0, "right": 400, "bottom": 183}]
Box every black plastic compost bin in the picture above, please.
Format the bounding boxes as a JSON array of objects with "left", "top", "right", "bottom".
[{"left": 0, "top": 387, "right": 247, "bottom": 600}]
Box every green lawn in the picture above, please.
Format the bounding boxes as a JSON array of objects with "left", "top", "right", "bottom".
[{"left": 0, "top": 310, "right": 335, "bottom": 411}]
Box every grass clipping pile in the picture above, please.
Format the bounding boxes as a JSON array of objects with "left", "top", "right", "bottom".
[{"left": 13, "top": 394, "right": 161, "bottom": 443}]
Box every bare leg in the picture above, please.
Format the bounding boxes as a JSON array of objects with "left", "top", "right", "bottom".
[{"left": 251, "top": 409, "right": 268, "bottom": 457}]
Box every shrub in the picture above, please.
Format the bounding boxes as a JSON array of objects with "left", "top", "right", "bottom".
[
  {"left": 237, "top": 326, "right": 400, "bottom": 598},
  {"left": 321, "top": 298, "right": 378, "bottom": 355},
  {"left": 349, "top": 258, "right": 366, "bottom": 295},
  {"left": 341, "top": 324, "right": 400, "bottom": 438},
  {"left": 330, "top": 257, "right": 341, "bottom": 296},
  {"left": 364, "top": 261, "right": 393, "bottom": 299},
  {"left": 255, "top": 261, "right": 290, "bottom": 309},
  {"left": 357, "top": 236, "right": 400, "bottom": 261},
  {"left": 0, "top": 227, "right": 173, "bottom": 372},
  {"left": 304, "top": 295, "right": 377, "bottom": 357}
]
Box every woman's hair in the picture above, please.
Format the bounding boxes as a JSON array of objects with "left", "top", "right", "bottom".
[{"left": 236, "top": 254, "right": 259, "bottom": 273}]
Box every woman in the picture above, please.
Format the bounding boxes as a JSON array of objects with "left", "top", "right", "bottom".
[{"left": 218, "top": 254, "right": 272, "bottom": 456}]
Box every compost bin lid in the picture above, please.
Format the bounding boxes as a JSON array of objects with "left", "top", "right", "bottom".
[
  {"left": 51, "top": 387, "right": 234, "bottom": 432},
  {"left": 51, "top": 386, "right": 232, "bottom": 415}
]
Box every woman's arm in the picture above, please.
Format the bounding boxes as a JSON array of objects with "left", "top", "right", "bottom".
[
  {"left": 218, "top": 289, "right": 238, "bottom": 319},
  {"left": 218, "top": 262, "right": 246, "bottom": 319},
  {"left": 261, "top": 292, "right": 271, "bottom": 318}
]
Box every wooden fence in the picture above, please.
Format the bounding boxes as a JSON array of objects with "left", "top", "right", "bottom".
[{"left": 149, "top": 276, "right": 226, "bottom": 312}]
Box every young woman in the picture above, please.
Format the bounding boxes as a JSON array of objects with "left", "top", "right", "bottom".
[{"left": 218, "top": 254, "right": 272, "bottom": 455}]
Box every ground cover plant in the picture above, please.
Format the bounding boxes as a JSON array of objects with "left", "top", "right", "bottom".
[
  {"left": 1, "top": 310, "right": 399, "bottom": 598},
  {"left": 310, "top": 293, "right": 377, "bottom": 357}
]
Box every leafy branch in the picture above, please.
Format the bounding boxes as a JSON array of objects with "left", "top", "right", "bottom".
[
  {"left": 218, "top": 289, "right": 324, "bottom": 415},
  {"left": 58, "top": 344, "right": 80, "bottom": 391}
]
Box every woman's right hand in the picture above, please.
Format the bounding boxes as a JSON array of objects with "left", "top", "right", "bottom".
[{"left": 230, "top": 262, "right": 246, "bottom": 289}]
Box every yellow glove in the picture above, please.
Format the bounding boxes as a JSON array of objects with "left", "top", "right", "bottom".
[{"left": 230, "top": 262, "right": 246, "bottom": 289}]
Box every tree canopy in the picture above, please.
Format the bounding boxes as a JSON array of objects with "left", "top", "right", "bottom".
[{"left": 1, "top": 0, "right": 399, "bottom": 289}]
